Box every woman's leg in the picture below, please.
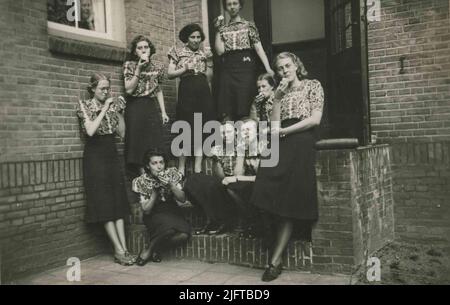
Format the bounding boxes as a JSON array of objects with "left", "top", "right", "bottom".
[
  {"left": 104, "top": 221, "right": 125, "bottom": 254},
  {"left": 114, "top": 219, "right": 128, "bottom": 252},
  {"left": 270, "top": 219, "right": 293, "bottom": 266},
  {"left": 139, "top": 229, "right": 177, "bottom": 260},
  {"left": 194, "top": 155, "right": 203, "bottom": 174},
  {"left": 178, "top": 155, "right": 187, "bottom": 176},
  {"left": 226, "top": 189, "right": 246, "bottom": 232}
]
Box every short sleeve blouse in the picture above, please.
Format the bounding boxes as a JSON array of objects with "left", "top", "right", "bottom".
[
  {"left": 279, "top": 79, "right": 324, "bottom": 122},
  {"left": 123, "top": 61, "right": 165, "bottom": 97},
  {"left": 168, "top": 46, "right": 209, "bottom": 75},
  {"left": 211, "top": 145, "right": 237, "bottom": 177},
  {"left": 76, "top": 96, "right": 126, "bottom": 136},
  {"left": 219, "top": 19, "right": 261, "bottom": 53}
]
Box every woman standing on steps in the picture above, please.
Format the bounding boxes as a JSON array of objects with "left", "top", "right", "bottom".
[
  {"left": 167, "top": 23, "right": 215, "bottom": 177},
  {"left": 123, "top": 35, "right": 170, "bottom": 177},
  {"left": 76, "top": 73, "right": 136, "bottom": 266},
  {"left": 132, "top": 150, "right": 191, "bottom": 266},
  {"left": 213, "top": 0, "right": 274, "bottom": 121},
  {"left": 250, "top": 52, "right": 324, "bottom": 282}
]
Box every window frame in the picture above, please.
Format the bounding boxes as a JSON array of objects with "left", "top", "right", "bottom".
[{"left": 47, "top": 0, "right": 126, "bottom": 49}]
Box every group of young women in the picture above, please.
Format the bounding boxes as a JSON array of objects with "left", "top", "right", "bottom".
[{"left": 77, "top": 0, "right": 324, "bottom": 282}]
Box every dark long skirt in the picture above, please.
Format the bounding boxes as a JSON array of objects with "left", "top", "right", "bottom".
[
  {"left": 218, "top": 49, "right": 257, "bottom": 121},
  {"left": 83, "top": 134, "right": 130, "bottom": 223},
  {"left": 125, "top": 95, "right": 164, "bottom": 167},
  {"left": 250, "top": 119, "right": 318, "bottom": 241},
  {"left": 183, "top": 173, "right": 233, "bottom": 225},
  {"left": 142, "top": 199, "right": 191, "bottom": 242},
  {"left": 176, "top": 74, "right": 215, "bottom": 154}
]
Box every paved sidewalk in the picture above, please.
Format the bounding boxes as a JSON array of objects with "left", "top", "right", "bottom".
[{"left": 9, "top": 255, "right": 352, "bottom": 285}]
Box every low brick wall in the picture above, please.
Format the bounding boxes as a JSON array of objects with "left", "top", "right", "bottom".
[
  {"left": 0, "top": 159, "right": 109, "bottom": 281},
  {"left": 391, "top": 141, "right": 450, "bottom": 243}
]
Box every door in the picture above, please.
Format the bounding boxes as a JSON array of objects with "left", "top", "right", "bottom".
[{"left": 325, "top": 0, "right": 371, "bottom": 145}]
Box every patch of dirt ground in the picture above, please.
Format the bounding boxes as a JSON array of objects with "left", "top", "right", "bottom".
[{"left": 355, "top": 241, "right": 450, "bottom": 285}]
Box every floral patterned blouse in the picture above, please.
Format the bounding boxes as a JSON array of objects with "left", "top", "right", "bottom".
[
  {"left": 219, "top": 18, "right": 261, "bottom": 53},
  {"left": 210, "top": 145, "right": 237, "bottom": 177},
  {"left": 132, "top": 168, "right": 183, "bottom": 203},
  {"left": 279, "top": 79, "right": 324, "bottom": 122},
  {"left": 253, "top": 93, "right": 274, "bottom": 122},
  {"left": 123, "top": 61, "right": 165, "bottom": 97},
  {"left": 76, "top": 97, "right": 126, "bottom": 136},
  {"left": 168, "top": 46, "right": 210, "bottom": 75}
]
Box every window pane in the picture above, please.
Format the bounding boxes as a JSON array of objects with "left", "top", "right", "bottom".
[
  {"left": 47, "top": 0, "right": 75, "bottom": 27},
  {"left": 80, "top": 0, "right": 106, "bottom": 33},
  {"left": 330, "top": 0, "right": 353, "bottom": 54}
]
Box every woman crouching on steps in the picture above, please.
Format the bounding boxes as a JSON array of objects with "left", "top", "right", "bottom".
[{"left": 132, "top": 150, "right": 191, "bottom": 266}]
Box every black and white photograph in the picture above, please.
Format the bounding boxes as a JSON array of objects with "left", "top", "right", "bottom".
[{"left": 0, "top": 0, "right": 449, "bottom": 289}]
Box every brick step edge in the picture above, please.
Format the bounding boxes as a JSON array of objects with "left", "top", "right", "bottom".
[{"left": 126, "top": 225, "right": 314, "bottom": 272}]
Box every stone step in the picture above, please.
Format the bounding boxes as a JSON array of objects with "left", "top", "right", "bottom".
[{"left": 126, "top": 224, "right": 313, "bottom": 272}]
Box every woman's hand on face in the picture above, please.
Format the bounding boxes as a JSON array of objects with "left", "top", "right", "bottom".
[
  {"left": 255, "top": 93, "right": 265, "bottom": 103},
  {"left": 213, "top": 16, "right": 225, "bottom": 30},
  {"left": 274, "top": 78, "right": 289, "bottom": 99},
  {"left": 103, "top": 97, "right": 114, "bottom": 110},
  {"left": 161, "top": 112, "right": 170, "bottom": 124}
]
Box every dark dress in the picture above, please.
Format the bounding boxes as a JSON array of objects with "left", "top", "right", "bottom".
[
  {"left": 76, "top": 97, "right": 130, "bottom": 223},
  {"left": 183, "top": 145, "right": 237, "bottom": 225},
  {"left": 217, "top": 18, "right": 261, "bottom": 121},
  {"left": 168, "top": 46, "right": 215, "bottom": 153},
  {"left": 132, "top": 170, "right": 191, "bottom": 242},
  {"left": 123, "top": 61, "right": 166, "bottom": 167},
  {"left": 250, "top": 79, "right": 325, "bottom": 241}
]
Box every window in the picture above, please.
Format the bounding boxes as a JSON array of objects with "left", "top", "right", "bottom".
[{"left": 47, "top": 0, "right": 126, "bottom": 48}]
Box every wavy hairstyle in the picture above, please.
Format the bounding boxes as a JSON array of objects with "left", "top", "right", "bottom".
[
  {"left": 273, "top": 52, "right": 308, "bottom": 81},
  {"left": 179, "top": 23, "right": 205, "bottom": 44},
  {"left": 127, "top": 35, "right": 156, "bottom": 62},
  {"left": 222, "top": 0, "right": 244, "bottom": 10},
  {"left": 86, "top": 73, "right": 110, "bottom": 98}
]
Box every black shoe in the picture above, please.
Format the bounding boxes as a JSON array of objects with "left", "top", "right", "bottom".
[
  {"left": 208, "top": 223, "right": 226, "bottom": 235},
  {"left": 262, "top": 263, "right": 282, "bottom": 282},
  {"left": 151, "top": 252, "right": 162, "bottom": 263},
  {"left": 135, "top": 254, "right": 150, "bottom": 267},
  {"left": 195, "top": 223, "right": 210, "bottom": 235}
]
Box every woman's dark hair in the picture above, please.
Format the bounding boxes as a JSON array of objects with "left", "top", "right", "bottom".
[
  {"left": 142, "top": 149, "right": 167, "bottom": 175},
  {"left": 127, "top": 35, "right": 156, "bottom": 61},
  {"left": 273, "top": 52, "right": 308, "bottom": 81},
  {"left": 257, "top": 73, "right": 276, "bottom": 88},
  {"left": 179, "top": 23, "right": 205, "bottom": 44},
  {"left": 86, "top": 73, "right": 110, "bottom": 98},
  {"left": 222, "top": 0, "right": 244, "bottom": 10}
]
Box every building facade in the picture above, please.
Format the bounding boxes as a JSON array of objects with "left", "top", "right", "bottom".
[{"left": 0, "top": 0, "right": 448, "bottom": 280}]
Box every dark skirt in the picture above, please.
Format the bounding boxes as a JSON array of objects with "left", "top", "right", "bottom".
[
  {"left": 176, "top": 74, "right": 215, "bottom": 154},
  {"left": 183, "top": 173, "right": 233, "bottom": 225},
  {"left": 83, "top": 134, "right": 130, "bottom": 223},
  {"left": 250, "top": 119, "right": 318, "bottom": 240},
  {"left": 142, "top": 199, "right": 191, "bottom": 242},
  {"left": 227, "top": 181, "right": 254, "bottom": 204},
  {"left": 124, "top": 95, "right": 164, "bottom": 166},
  {"left": 218, "top": 50, "right": 257, "bottom": 121}
]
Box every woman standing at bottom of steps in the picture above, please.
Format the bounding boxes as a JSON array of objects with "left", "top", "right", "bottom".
[{"left": 132, "top": 150, "right": 191, "bottom": 266}]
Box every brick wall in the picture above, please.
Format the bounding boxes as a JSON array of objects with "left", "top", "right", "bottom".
[
  {"left": 367, "top": 0, "right": 450, "bottom": 243},
  {"left": 0, "top": 159, "right": 109, "bottom": 280},
  {"left": 368, "top": 0, "right": 450, "bottom": 142},
  {"left": 0, "top": 0, "right": 182, "bottom": 281}
]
